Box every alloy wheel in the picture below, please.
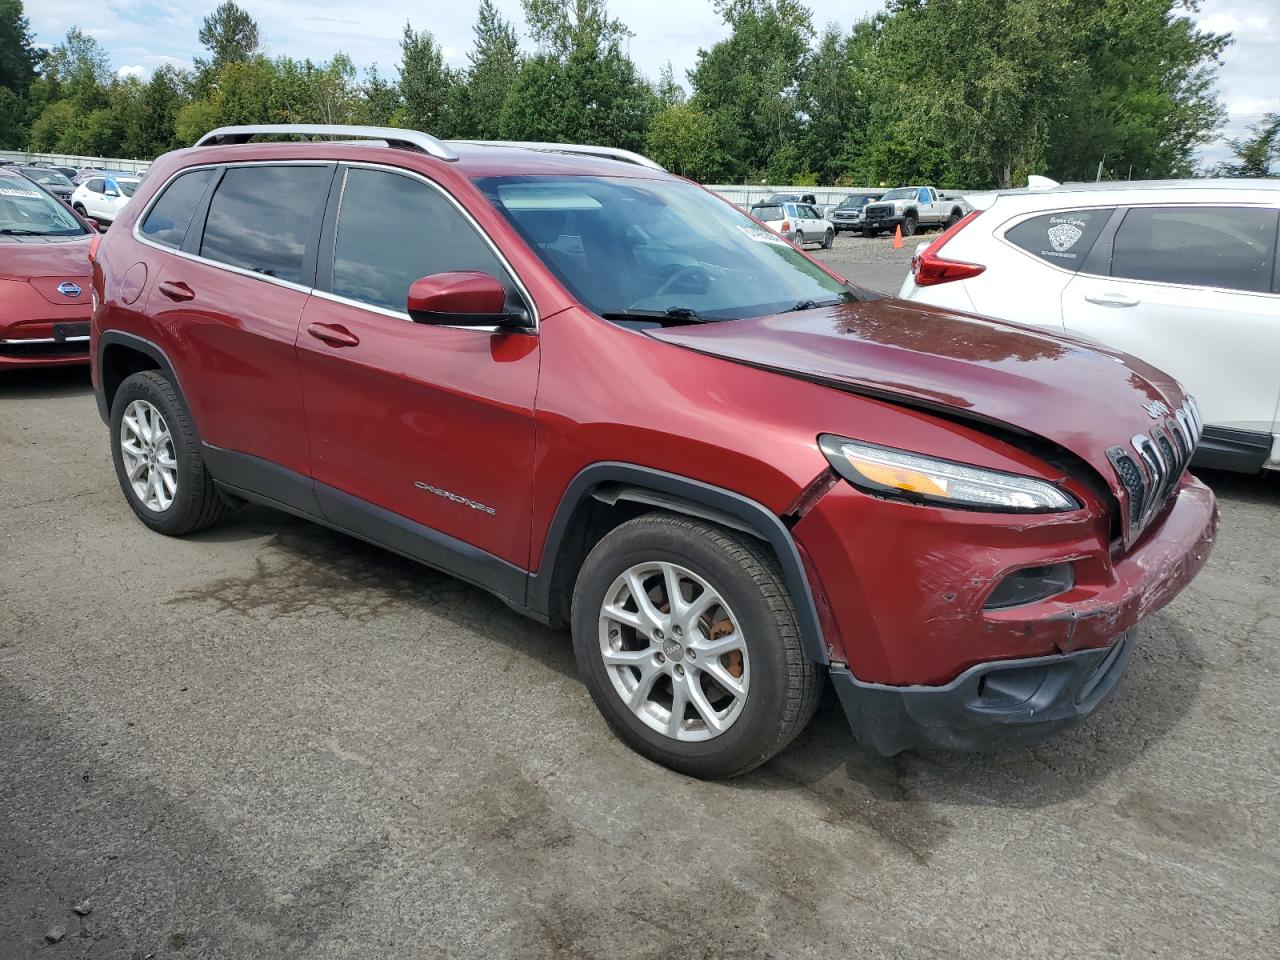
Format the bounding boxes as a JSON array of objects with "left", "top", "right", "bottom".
[
  {"left": 598, "top": 561, "right": 750, "bottom": 742},
  {"left": 119, "top": 399, "right": 177, "bottom": 512}
]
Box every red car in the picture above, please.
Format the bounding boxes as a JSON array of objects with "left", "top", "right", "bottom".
[
  {"left": 0, "top": 166, "right": 95, "bottom": 370},
  {"left": 89, "top": 125, "right": 1217, "bottom": 777}
]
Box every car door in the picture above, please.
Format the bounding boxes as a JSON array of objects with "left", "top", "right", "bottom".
[
  {"left": 83, "top": 178, "right": 105, "bottom": 219},
  {"left": 102, "top": 178, "right": 126, "bottom": 221},
  {"left": 296, "top": 164, "right": 539, "bottom": 572},
  {"left": 144, "top": 162, "right": 334, "bottom": 480},
  {"left": 1061, "top": 204, "right": 1280, "bottom": 447}
]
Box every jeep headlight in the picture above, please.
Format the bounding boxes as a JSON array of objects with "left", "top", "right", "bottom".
[{"left": 819, "top": 436, "right": 1077, "bottom": 512}]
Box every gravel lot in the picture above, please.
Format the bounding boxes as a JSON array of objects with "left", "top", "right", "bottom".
[
  {"left": 809, "top": 229, "right": 920, "bottom": 294},
  {"left": 2, "top": 324, "right": 1278, "bottom": 956}
]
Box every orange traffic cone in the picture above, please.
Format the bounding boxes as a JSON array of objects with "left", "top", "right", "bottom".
[{"left": 892, "top": 224, "right": 904, "bottom": 249}]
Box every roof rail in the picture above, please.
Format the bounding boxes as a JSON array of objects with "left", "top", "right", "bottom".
[
  {"left": 194, "top": 125, "right": 459, "bottom": 162},
  {"left": 449, "top": 139, "right": 665, "bottom": 172}
]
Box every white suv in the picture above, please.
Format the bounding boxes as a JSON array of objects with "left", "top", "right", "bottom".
[
  {"left": 70, "top": 174, "right": 140, "bottom": 226},
  {"left": 899, "top": 179, "right": 1280, "bottom": 473},
  {"left": 749, "top": 200, "right": 834, "bottom": 249}
]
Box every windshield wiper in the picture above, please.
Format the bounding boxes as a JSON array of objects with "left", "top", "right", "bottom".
[
  {"left": 0, "top": 228, "right": 45, "bottom": 236},
  {"left": 599, "top": 307, "right": 713, "bottom": 325},
  {"left": 781, "top": 297, "right": 854, "bottom": 314}
]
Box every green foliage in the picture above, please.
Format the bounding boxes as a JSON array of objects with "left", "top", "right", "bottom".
[
  {"left": 197, "top": 2, "right": 259, "bottom": 72},
  {"left": 689, "top": 0, "right": 813, "bottom": 180},
  {"left": 456, "top": 0, "right": 522, "bottom": 138},
  {"left": 646, "top": 102, "right": 727, "bottom": 180},
  {"left": 500, "top": 0, "right": 654, "bottom": 150},
  {"left": 0, "top": 0, "right": 1234, "bottom": 188},
  {"left": 1216, "top": 113, "right": 1279, "bottom": 178},
  {"left": 398, "top": 23, "right": 460, "bottom": 135}
]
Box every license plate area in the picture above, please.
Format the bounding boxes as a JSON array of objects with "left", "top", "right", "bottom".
[{"left": 52, "top": 322, "right": 90, "bottom": 342}]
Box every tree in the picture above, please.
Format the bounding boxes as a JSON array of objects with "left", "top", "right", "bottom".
[
  {"left": 655, "top": 61, "right": 684, "bottom": 107},
  {"left": 500, "top": 0, "right": 653, "bottom": 150},
  {"left": 689, "top": 0, "right": 813, "bottom": 180},
  {"left": 0, "top": 0, "right": 40, "bottom": 95},
  {"left": 198, "top": 1, "right": 260, "bottom": 72},
  {"left": 646, "top": 102, "right": 726, "bottom": 180},
  {"left": 359, "top": 64, "right": 400, "bottom": 126},
  {"left": 458, "top": 0, "right": 522, "bottom": 139},
  {"left": 1218, "top": 113, "right": 1280, "bottom": 177},
  {"left": 398, "top": 23, "right": 459, "bottom": 135}
]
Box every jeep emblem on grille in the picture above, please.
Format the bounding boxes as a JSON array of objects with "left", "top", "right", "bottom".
[{"left": 1143, "top": 400, "right": 1170, "bottom": 419}]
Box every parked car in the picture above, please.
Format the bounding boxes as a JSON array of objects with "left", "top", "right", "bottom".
[
  {"left": 16, "top": 165, "right": 75, "bottom": 202},
  {"left": 830, "top": 191, "right": 884, "bottom": 235},
  {"left": 0, "top": 166, "right": 95, "bottom": 371},
  {"left": 763, "top": 191, "right": 818, "bottom": 207},
  {"left": 864, "top": 186, "right": 971, "bottom": 237},
  {"left": 749, "top": 200, "right": 834, "bottom": 248},
  {"left": 30, "top": 163, "right": 81, "bottom": 182},
  {"left": 90, "top": 124, "right": 1215, "bottom": 777},
  {"left": 899, "top": 179, "right": 1280, "bottom": 474},
  {"left": 71, "top": 174, "right": 140, "bottom": 226}
]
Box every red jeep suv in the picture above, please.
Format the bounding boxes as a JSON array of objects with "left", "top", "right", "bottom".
[{"left": 89, "top": 125, "right": 1217, "bottom": 777}]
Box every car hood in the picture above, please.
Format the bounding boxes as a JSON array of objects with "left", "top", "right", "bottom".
[
  {"left": 646, "top": 298, "right": 1189, "bottom": 496},
  {"left": 0, "top": 234, "right": 93, "bottom": 281}
]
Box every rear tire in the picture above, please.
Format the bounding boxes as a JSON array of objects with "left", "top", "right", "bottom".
[
  {"left": 571, "top": 513, "right": 824, "bottom": 779},
  {"left": 822, "top": 228, "right": 834, "bottom": 249},
  {"left": 110, "top": 371, "right": 231, "bottom": 536},
  {"left": 945, "top": 209, "right": 962, "bottom": 229},
  {"left": 794, "top": 230, "right": 805, "bottom": 247}
]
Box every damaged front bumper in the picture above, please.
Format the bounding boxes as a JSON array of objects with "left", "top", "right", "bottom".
[{"left": 798, "top": 473, "right": 1217, "bottom": 754}]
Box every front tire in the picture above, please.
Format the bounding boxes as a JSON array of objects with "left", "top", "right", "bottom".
[
  {"left": 110, "top": 371, "right": 230, "bottom": 536},
  {"left": 73, "top": 203, "right": 87, "bottom": 216},
  {"left": 902, "top": 213, "right": 917, "bottom": 237},
  {"left": 571, "top": 513, "right": 824, "bottom": 779}
]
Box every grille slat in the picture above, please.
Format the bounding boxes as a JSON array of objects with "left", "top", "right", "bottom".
[{"left": 1110, "top": 397, "right": 1200, "bottom": 542}]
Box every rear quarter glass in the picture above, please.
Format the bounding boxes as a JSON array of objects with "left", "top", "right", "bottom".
[{"left": 1005, "top": 208, "right": 1115, "bottom": 270}]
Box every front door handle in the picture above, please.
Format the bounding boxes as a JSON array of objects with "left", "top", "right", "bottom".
[
  {"left": 157, "top": 280, "right": 194, "bottom": 302},
  {"left": 1084, "top": 291, "right": 1140, "bottom": 308},
  {"left": 307, "top": 322, "right": 360, "bottom": 348}
]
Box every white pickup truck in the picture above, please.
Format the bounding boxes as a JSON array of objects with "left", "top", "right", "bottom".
[{"left": 862, "top": 186, "right": 971, "bottom": 237}]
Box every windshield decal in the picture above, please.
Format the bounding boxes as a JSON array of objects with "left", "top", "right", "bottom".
[
  {"left": 737, "top": 224, "right": 789, "bottom": 247},
  {"left": 0, "top": 187, "right": 42, "bottom": 199}
]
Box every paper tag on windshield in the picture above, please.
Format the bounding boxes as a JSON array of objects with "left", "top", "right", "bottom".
[
  {"left": 0, "top": 187, "right": 42, "bottom": 199},
  {"left": 738, "top": 224, "right": 789, "bottom": 247}
]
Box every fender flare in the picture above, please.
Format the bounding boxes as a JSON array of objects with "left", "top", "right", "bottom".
[
  {"left": 95, "top": 330, "right": 187, "bottom": 427},
  {"left": 528, "top": 462, "right": 831, "bottom": 665}
]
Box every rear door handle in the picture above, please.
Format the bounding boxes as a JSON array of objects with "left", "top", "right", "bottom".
[
  {"left": 307, "top": 322, "right": 360, "bottom": 348},
  {"left": 1084, "top": 292, "right": 1140, "bottom": 308},
  {"left": 157, "top": 280, "right": 194, "bottom": 302}
]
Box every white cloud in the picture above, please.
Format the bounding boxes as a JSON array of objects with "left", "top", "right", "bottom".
[{"left": 116, "top": 64, "right": 147, "bottom": 79}]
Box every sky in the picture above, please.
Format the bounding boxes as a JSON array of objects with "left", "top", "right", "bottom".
[{"left": 26, "top": 0, "right": 1280, "bottom": 170}]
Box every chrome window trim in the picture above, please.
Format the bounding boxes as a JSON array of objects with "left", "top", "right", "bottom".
[
  {"left": 997, "top": 200, "right": 1280, "bottom": 295},
  {"left": 131, "top": 159, "right": 334, "bottom": 296},
  {"left": 328, "top": 161, "right": 540, "bottom": 332},
  {"left": 131, "top": 158, "right": 540, "bottom": 331}
]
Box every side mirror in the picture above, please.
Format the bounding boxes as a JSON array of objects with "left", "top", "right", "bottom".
[
  {"left": 104, "top": 187, "right": 119, "bottom": 198},
  {"left": 406, "top": 272, "right": 532, "bottom": 330}
]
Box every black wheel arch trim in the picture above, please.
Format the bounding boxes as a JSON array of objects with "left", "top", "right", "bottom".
[
  {"left": 95, "top": 330, "right": 188, "bottom": 428},
  {"left": 528, "top": 462, "right": 831, "bottom": 665}
]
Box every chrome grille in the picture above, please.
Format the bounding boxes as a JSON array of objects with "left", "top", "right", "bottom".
[{"left": 1107, "top": 396, "right": 1201, "bottom": 540}]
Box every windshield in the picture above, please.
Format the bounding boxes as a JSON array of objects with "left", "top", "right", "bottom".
[
  {"left": 881, "top": 188, "right": 917, "bottom": 201},
  {"left": 21, "top": 168, "right": 73, "bottom": 187},
  {"left": 0, "top": 180, "right": 86, "bottom": 236},
  {"left": 838, "top": 194, "right": 876, "bottom": 209},
  {"left": 477, "top": 175, "right": 857, "bottom": 321}
]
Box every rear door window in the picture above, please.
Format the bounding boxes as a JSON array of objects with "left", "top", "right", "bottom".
[
  {"left": 1109, "top": 206, "right": 1278, "bottom": 293},
  {"left": 1005, "top": 208, "right": 1114, "bottom": 269},
  {"left": 140, "top": 168, "right": 215, "bottom": 248},
  {"left": 199, "top": 165, "right": 332, "bottom": 284},
  {"left": 328, "top": 167, "right": 516, "bottom": 313}
]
